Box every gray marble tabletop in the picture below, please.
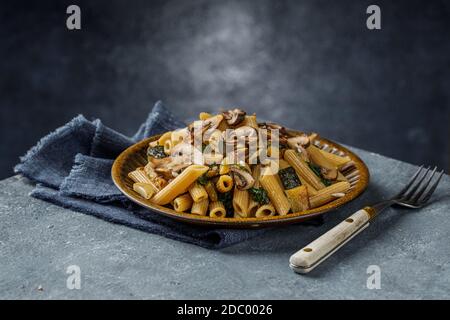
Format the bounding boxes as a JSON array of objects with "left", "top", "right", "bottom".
[{"left": 0, "top": 147, "right": 449, "bottom": 299}]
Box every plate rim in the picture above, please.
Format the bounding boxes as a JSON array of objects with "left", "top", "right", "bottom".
[{"left": 111, "top": 132, "right": 370, "bottom": 229}]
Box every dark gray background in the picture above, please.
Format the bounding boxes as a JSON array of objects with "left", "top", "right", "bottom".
[{"left": 1, "top": 0, "right": 449, "bottom": 180}]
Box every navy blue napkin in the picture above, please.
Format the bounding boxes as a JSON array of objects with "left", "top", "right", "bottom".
[{"left": 15, "top": 101, "right": 323, "bottom": 249}]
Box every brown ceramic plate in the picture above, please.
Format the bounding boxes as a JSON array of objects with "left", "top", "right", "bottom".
[{"left": 112, "top": 131, "right": 369, "bottom": 228}]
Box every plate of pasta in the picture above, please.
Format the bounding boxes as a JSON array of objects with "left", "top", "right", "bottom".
[{"left": 112, "top": 109, "right": 369, "bottom": 228}]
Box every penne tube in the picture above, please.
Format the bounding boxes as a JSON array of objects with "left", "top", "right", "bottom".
[
  {"left": 278, "top": 159, "right": 291, "bottom": 170},
  {"left": 199, "top": 112, "right": 212, "bottom": 120},
  {"left": 151, "top": 165, "right": 209, "bottom": 205},
  {"left": 133, "top": 182, "right": 158, "bottom": 200},
  {"left": 259, "top": 167, "right": 291, "bottom": 215},
  {"left": 233, "top": 187, "right": 249, "bottom": 217},
  {"left": 158, "top": 131, "right": 172, "bottom": 146},
  {"left": 188, "top": 182, "right": 209, "bottom": 202},
  {"left": 209, "top": 201, "right": 226, "bottom": 218},
  {"left": 163, "top": 139, "right": 173, "bottom": 154},
  {"left": 238, "top": 115, "right": 258, "bottom": 129},
  {"left": 284, "top": 149, "right": 325, "bottom": 190},
  {"left": 204, "top": 181, "right": 218, "bottom": 202},
  {"left": 285, "top": 185, "right": 310, "bottom": 212},
  {"left": 143, "top": 163, "right": 158, "bottom": 178},
  {"left": 247, "top": 199, "right": 259, "bottom": 217},
  {"left": 309, "top": 181, "right": 351, "bottom": 208},
  {"left": 297, "top": 176, "right": 318, "bottom": 196},
  {"left": 255, "top": 203, "right": 276, "bottom": 218},
  {"left": 128, "top": 168, "right": 153, "bottom": 185},
  {"left": 191, "top": 198, "right": 209, "bottom": 216},
  {"left": 172, "top": 193, "right": 193, "bottom": 212},
  {"left": 219, "top": 164, "right": 230, "bottom": 175},
  {"left": 171, "top": 128, "right": 190, "bottom": 147},
  {"left": 307, "top": 145, "right": 338, "bottom": 171},
  {"left": 216, "top": 174, "right": 234, "bottom": 193},
  {"left": 251, "top": 164, "right": 261, "bottom": 188},
  {"left": 149, "top": 140, "right": 158, "bottom": 148},
  {"left": 318, "top": 148, "right": 351, "bottom": 168}
]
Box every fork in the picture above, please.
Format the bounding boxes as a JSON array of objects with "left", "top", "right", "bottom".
[{"left": 289, "top": 165, "right": 445, "bottom": 274}]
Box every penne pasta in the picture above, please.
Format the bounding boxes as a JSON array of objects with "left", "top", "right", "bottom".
[
  {"left": 251, "top": 164, "right": 261, "bottom": 187},
  {"left": 158, "top": 131, "right": 172, "bottom": 147},
  {"left": 247, "top": 199, "right": 259, "bottom": 217},
  {"left": 259, "top": 167, "right": 291, "bottom": 215},
  {"left": 128, "top": 168, "right": 155, "bottom": 186},
  {"left": 172, "top": 193, "right": 193, "bottom": 212},
  {"left": 309, "top": 181, "right": 351, "bottom": 208},
  {"left": 191, "top": 198, "right": 209, "bottom": 216},
  {"left": 209, "top": 201, "right": 226, "bottom": 218},
  {"left": 285, "top": 185, "right": 310, "bottom": 212},
  {"left": 238, "top": 115, "right": 258, "bottom": 129},
  {"left": 307, "top": 145, "right": 338, "bottom": 171},
  {"left": 151, "top": 165, "right": 209, "bottom": 205},
  {"left": 219, "top": 164, "right": 230, "bottom": 175},
  {"left": 216, "top": 174, "right": 234, "bottom": 193},
  {"left": 133, "top": 182, "right": 158, "bottom": 200},
  {"left": 199, "top": 112, "right": 212, "bottom": 120},
  {"left": 318, "top": 148, "right": 351, "bottom": 168},
  {"left": 164, "top": 139, "right": 173, "bottom": 154},
  {"left": 171, "top": 128, "right": 190, "bottom": 147},
  {"left": 233, "top": 187, "right": 249, "bottom": 217},
  {"left": 297, "top": 176, "right": 318, "bottom": 196},
  {"left": 255, "top": 203, "right": 276, "bottom": 218},
  {"left": 128, "top": 108, "right": 361, "bottom": 220},
  {"left": 204, "top": 181, "right": 218, "bottom": 202},
  {"left": 284, "top": 149, "right": 325, "bottom": 190},
  {"left": 188, "top": 182, "right": 209, "bottom": 202}
]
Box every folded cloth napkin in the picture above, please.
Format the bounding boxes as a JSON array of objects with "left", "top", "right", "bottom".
[{"left": 15, "top": 101, "right": 323, "bottom": 249}]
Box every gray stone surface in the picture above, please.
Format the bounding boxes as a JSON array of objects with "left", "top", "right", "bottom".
[{"left": 0, "top": 148, "right": 449, "bottom": 299}]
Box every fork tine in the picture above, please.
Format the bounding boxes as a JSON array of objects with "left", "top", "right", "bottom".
[
  {"left": 419, "top": 170, "right": 445, "bottom": 204},
  {"left": 396, "top": 165, "right": 424, "bottom": 197},
  {"left": 402, "top": 167, "right": 430, "bottom": 200},
  {"left": 410, "top": 167, "right": 437, "bottom": 203}
]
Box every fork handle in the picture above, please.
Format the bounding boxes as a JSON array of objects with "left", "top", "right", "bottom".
[{"left": 290, "top": 208, "right": 374, "bottom": 274}]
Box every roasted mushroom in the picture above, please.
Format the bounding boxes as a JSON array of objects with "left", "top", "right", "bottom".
[
  {"left": 320, "top": 167, "right": 338, "bottom": 180},
  {"left": 287, "top": 135, "right": 310, "bottom": 149},
  {"left": 230, "top": 166, "right": 255, "bottom": 190},
  {"left": 259, "top": 122, "right": 290, "bottom": 137},
  {"left": 222, "top": 108, "right": 246, "bottom": 126}
]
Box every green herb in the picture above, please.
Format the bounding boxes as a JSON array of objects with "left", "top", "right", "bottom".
[
  {"left": 147, "top": 145, "right": 167, "bottom": 159},
  {"left": 249, "top": 187, "right": 270, "bottom": 205},
  {"left": 278, "top": 167, "right": 301, "bottom": 190},
  {"left": 308, "top": 162, "right": 332, "bottom": 187},
  {"left": 197, "top": 174, "right": 209, "bottom": 186},
  {"left": 218, "top": 191, "right": 234, "bottom": 216}
]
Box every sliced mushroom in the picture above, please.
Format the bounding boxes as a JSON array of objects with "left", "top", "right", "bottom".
[
  {"left": 155, "top": 167, "right": 175, "bottom": 180},
  {"left": 259, "top": 122, "right": 291, "bottom": 137},
  {"left": 320, "top": 167, "right": 338, "bottom": 180},
  {"left": 230, "top": 166, "right": 255, "bottom": 190},
  {"left": 222, "top": 108, "right": 246, "bottom": 126},
  {"left": 287, "top": 135, "right": 310, "bottom": 149},
  {"left": 149, "top": 157, "right": 172, "bottom": 168}
]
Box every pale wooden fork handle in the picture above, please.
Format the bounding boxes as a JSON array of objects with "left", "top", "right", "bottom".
[{"left": 290, "top": 208, "right": 373, "bottom": 274}]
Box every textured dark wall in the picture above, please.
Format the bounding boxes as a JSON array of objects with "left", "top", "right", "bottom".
[{"left": 1, "top": 0, "right": 449, "bottom": 179}]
